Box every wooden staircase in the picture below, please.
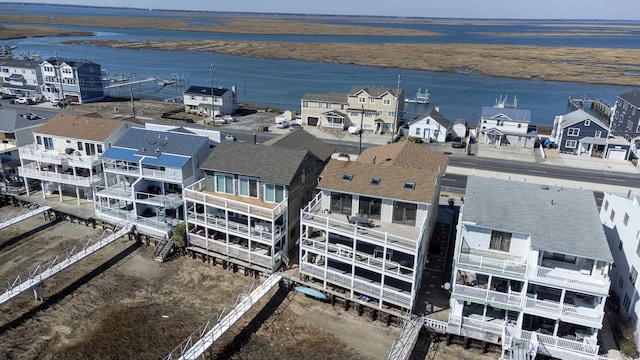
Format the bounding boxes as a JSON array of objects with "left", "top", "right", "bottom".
[{"left": 154, "top": 236, "right": 174, "bottom": 262}]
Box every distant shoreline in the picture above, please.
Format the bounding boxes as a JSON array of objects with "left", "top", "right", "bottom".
[{"left": 5, "top": 12, "right": 640, "bottom": 87}]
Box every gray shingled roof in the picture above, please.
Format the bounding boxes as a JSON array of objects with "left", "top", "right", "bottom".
[
  {"left": 184, "top": 85, "right": 231, "bottom": 97},
  {"left": 463, "top": 176, "right": 612, "bottom": 262},
  {"left": 200, "top": 142, "right": 309, "bottom": 185},
  {"left": 1, "top": 59, "right": 41, "bottom": 68},
  {"left": 262, "top": 128, "right": 335, "bottom": 162},
  {"left": 481, "top": 107, "right": 531, "bottom": 122},
  {"left": 619, "top": 90, "right": 640, "bottom": 107},
  {"left": 301, "top": 91, "right": 348, "bottom": 103},
  {"left": 112, "top": 127, "right": 209, "bottom": 157},
  {"left": 560, "top": 109, "right": 608, "bottom": 130},
  {"left": 0, "top": 109, "right": 48, "bottom": 133}
]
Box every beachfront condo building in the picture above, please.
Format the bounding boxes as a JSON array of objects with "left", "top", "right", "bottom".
[
  {"left": 40, "top": 57, "right": 104, "bottom": 104},
  {"left": 93, "top": 127, "right": 211, "bottom": 239},
  {"left": 17, "top": 113, "right": 140, "bottom": 204},
  {"left": 183, "top": 129, "right": 333, "bottom": 274},
  {"left": 300, "top": 86, "right": 404, "bottom": 135},
  {"left": 448, "top": 176, "right": 612, "bottom": 360},
  {"left": 610, "top": 90, "right": 640, "bottom": 141},
  {"left": 298, "top": 141, "right": 448, "bottom": 313},
  {"left": 600, "top": 192, "right": 640, "bottom": 350}
]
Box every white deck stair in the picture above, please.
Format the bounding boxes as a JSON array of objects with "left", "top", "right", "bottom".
[
  {"left": 164, "top": 272, "right": 283, "bottom": 360},
  {"left": 385, "top": 316, "right": 424, "bottom": 360},
  {"left": 0, "top": 223, "right": 130, "bottom": 306},
  {"left": 0, "top": 204, "right": 51, "bottom": 230},
  {"left": 154, "top": 236, "right": 174, "bottom": 262}
]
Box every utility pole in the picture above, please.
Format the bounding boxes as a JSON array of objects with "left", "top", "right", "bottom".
[
  {"left": 359, "top": 104, "right": 364, "bottom": 155},
  {"left": 392, "top": 75, "right": 401, "bottom": 143},
  {"left": 55, "top": 52, "right": 66, "bottom": 104},
  {"left": 210, "top": 64, "right": 215, "bottom": 126},
  {"left": 130, "top": 84, "right": 135, "bottom": 117}
]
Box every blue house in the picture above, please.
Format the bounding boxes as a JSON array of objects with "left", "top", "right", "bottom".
[{"left": 551, "top": 109, "right": 631, "bottom": 160}]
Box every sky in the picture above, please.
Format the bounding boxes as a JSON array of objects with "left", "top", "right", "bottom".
[{"left": 12, "top": 0, "right": 640, "bottom": 20}]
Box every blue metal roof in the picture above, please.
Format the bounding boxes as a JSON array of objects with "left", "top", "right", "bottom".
[
  {"left": 141, "top": 153, "right": 189, "bottom": 168},
  {"left": 102, "top": 147, "right": 142, "bottom": 162}
]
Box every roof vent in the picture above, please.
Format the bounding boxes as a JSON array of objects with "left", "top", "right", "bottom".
[
  {"left": 540, "top": 185, "right": 549, "bottom": 190},
  {"left": 155, "top": 148, "right": 160, "bottom": 153}
]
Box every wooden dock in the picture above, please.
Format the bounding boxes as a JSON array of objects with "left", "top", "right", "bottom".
[{"left": 567, "top": 97, "right": 613, "bottom": 119}]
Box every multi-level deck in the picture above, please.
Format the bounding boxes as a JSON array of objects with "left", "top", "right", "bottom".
[
  {"left": 299, "top": 192, "right": 424, "bottom": 310},
  {"left": 183, "top": 179, "right": 288, "bottom": 273}
]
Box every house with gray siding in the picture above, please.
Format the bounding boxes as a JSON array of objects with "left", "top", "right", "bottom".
[
  {"left": 610, "top": 90, "right": 640, "bottom": 140},
  {"left": 0, "top": 58, "right": 42, "bottom": 97},
  {"left": 449, "top": 176, "right": 612, "bottom": 360},
  {"left": 183, "top": 129, "right": 332, "bottom": 274},
  {"left": 40, "top": 57, "right": 104, "bottom": 103}
]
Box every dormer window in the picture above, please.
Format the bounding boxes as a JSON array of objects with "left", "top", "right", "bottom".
[
  {"left": 404, "top": 182, "right": 415, "bottom": 190},
  {"left": 371, "top": 177, "right": 381, "bottom": 185},
  {"left": 342, "top": 173, "right": 353, "bottom": 182}
]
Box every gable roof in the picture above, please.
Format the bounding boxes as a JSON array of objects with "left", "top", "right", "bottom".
[
  {"left": 412, "top": 108, "right": 450, "bottom": 127},
  {"left": 184, "top": 85, "right": 231, "bottom": 97},
  {"left": 560, "top": 109, "right": 609, "bottom": 130},
  {"left": 317, "top": 141, "right": 447, "bottom": 204},
  {"left": 358, "top": 141, "right": 449, "bottom": 172},
  {"left": 35, "top": 113, "right": 132, "bottom": 142},
  {"left": 262, "top": 128, "right": 335, "bottom": 162},
  {"left": 619, "top": 90, "right": 640, "bottom": 107},
  {"left": 44, "top": 57, "right": 99, "bottom": 68},
  {"left": 1, "top": 58, "right": 41, "bottom": 69},
  {"left": 110, "top": 127, "right": 209, "bottom": 157},
  {"left": 463, "top": 176, "right": 613, "bottom": 262},
  {"left": 481, "top": 107, "right": 531, "bottom": 122},
  {"left": 349, "top": 86, "right": 400, "bottom": 98},
  {"left": 200, "top": 141, "right": 309, "bottom": 185}
]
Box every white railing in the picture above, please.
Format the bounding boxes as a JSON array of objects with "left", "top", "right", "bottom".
[
  {"left": 521, "top": 330, "right": 599, "bottom": 356},
  {"left": 423, "top": 317, "right": 448, "bottom": 333},
  {"left": 0, "top": 224, "right": 130, "bottom": 306},
  {"left": 18, "top": 166, "right": 100, "bottom": 187},
  {"left": 385, "top": 316, "right": 423, "bottom": 360},
  {"left": 188, "top": 234, "right": 272, "bottom": 268},
  {"left": 136, "top": 191, "right": 183, "bottom": 208},
  {"left": 460, "top": 316, "right": 505, "bottom": 335},
  {"left": 185, "top": 178, "right": 288, "bottom": 220},
  {"left": 530, "top": 265, "right": 610, "bottom": 295},
  {"left": 299, "top": 262, "right": 411, "bottom": 307},
  {"left": 103, "top": 162, "right": 140, "bottom": 175},
  {"left": 524, "top": 297, "right": 603, "bottom": 327},
  {"left": 0, "top": 203, "right": 51, "bottom": 230},
  {"left": 141, "top": 167, "right": 183, "bottom": 182},
  {"left": 453, "top": 284, "right": 522, "bottom": 308},
  {"left": 458, "top": 252, "right": 527, "bottom": 277},
  {"left": 164, "top": 273, "right": 282, "bottom": 360},
  {"left": 300, "top": 238, "right": 414, "bottom": 280},
  {"left": 301, "top": 210, "right": 417, "bottom": 251},
  {"left": 18, "top": 144, "right": 100, "bottom": 165},
  {"left": 187, "top": 212, "right": 285, "bottom": 244}
]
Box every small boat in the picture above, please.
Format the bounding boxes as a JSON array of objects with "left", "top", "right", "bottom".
[{"left": 294, "top": 286, "right": 327, "bottom": 300}]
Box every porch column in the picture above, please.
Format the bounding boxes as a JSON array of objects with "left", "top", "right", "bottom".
[
  {"left": 76, "top": 187, "right": 80, "bottom": 205},
  {"left": 58, "top": 183, "right": 63, "bottom": 202}
]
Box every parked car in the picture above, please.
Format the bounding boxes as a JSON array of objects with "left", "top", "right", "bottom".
[
  {"left": 224, "top": 134, "right": 237, "bottom": 141},
  {"left": 289, "top": 123, "right": 302, "bottom": 131},
  {"left": 277, "top": 121, "right": 289, "bottom": 129},
  {"left": 14, "top": 97, "right": 29, "bottom": 105},
  {"left": 51, "top": 98, "right": 71, "bottom": 107},
  {"left": 222, "top": 115, "right": 236, "bottom": 122},
  {"left": 451, "top": 137, "right": 466, "bottom": 148}
]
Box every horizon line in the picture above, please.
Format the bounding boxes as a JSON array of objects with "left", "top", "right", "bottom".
[{"left": 6, "top": 2, "right": 640, "bottom": 22}]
